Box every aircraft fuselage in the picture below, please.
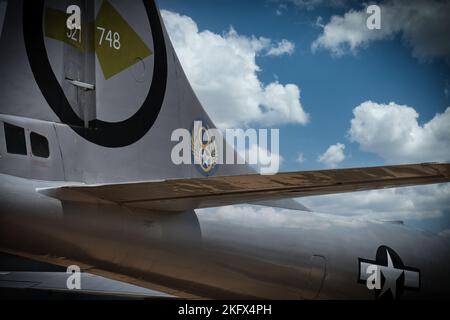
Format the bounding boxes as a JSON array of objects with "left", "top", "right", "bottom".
[{"left": 1, "top": 173, "right": 449, "bottom": 299}]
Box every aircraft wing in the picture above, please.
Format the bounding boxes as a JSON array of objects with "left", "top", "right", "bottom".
[{"left": 40, "top": 163, "right": 450, "bottom": 212}]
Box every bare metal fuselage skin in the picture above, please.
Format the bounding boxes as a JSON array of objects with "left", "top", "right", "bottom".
[
  {"left": 1, "top": 0, "right": 450, "bottom": 299},
  {"left": 1, "top": 173, "right": 449, "bottom": 299}
]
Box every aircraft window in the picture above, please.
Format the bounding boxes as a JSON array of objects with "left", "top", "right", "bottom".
[
  {"left": 4, "top": 122, "right": 27, "bottom": 155},
  {"left": 30, "top": 132, "right": 50, "bottom": 158}
]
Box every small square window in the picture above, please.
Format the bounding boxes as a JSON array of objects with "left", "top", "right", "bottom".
[
  {"left": 4, "top": 122, "right": 27, "bottom": 155},
  {"left": 30, "top": 132, "right": 50, "bottom": 158}
]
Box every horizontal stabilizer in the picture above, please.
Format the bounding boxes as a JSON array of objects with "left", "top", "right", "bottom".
[
  {"left": 39, "top": 163, "right": 450, "bottom": 212},
  {"left": 249, "top": 199, "right": 311, "bottom": 212}
]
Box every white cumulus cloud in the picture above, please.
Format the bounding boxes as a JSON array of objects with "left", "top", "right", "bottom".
[
  {"left": 318, "top": 143, "right": 346, "bottom": 167},
  {"left": 296, "top": 152, "right": 306, "bottom": 164},
  {"left": 197, "top": 204, "right": 368, "bottom": 230},
  {"left": 301, "top": 183, "right": 450, "bottom": 221},
  {"left": 349, "top": 101, "right": 450, "bottom": 163},
  {"left": 266, "top": 39, "right": 295, "bottom": 56},
  {"left": 198, "top": 185, "right": 450, "bottom": 229},
  {"left": 337, "top": 101, "right": 450, "bottom": 226},
  {"left": 237, "top": 143, "right": 283, "bottom": 175},
  {"left": 161, "top": 10, "right": 308, "bottom": 128},
  {"left": 312, "top": 0, "right": 450, "bottom": 61},
  {"left": 283, "top": 0, "right": 350, "bottom": 11}
]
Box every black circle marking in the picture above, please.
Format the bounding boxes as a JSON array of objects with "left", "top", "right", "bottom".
[{"left": 23, "top": 0, "right": 167, "bottom": 148}]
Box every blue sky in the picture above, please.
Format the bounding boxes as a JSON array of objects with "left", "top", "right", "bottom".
[
  {"left": 159, "top": 0, "right": 450, "bottom": 234},
  {"left": 160, "top": 0, "right": 449, "bottom": 171}
]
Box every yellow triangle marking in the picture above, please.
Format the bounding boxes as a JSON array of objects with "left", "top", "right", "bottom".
[
  {"left": 95, "top": 0, "right": 153, "bottom": 80},
  {"left": 44, "top": 1, "right": 153, "bottom": 80},
  {"left": 44, "top": 7, "right": 85, "bottom": 51}
]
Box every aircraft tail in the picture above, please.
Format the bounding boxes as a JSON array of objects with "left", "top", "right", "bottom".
[{"left": 0, "top": 0, "right": 248, "bottom": 183}]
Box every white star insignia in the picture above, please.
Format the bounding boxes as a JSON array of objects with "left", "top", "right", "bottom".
[{"left": 379, "top": 250, "right": 404, "bottom": 298}]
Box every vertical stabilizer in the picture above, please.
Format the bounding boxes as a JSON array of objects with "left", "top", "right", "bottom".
[{"left": 0, "top": 0, "right": 250, "bottom": 183}]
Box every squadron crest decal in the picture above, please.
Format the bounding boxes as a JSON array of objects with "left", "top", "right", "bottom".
[
  {"left": 358, "top": 245, "right": 420, "bottom": 300},
  {"left": 191, "top": 119, "right": 219, "bottom": 176}
]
